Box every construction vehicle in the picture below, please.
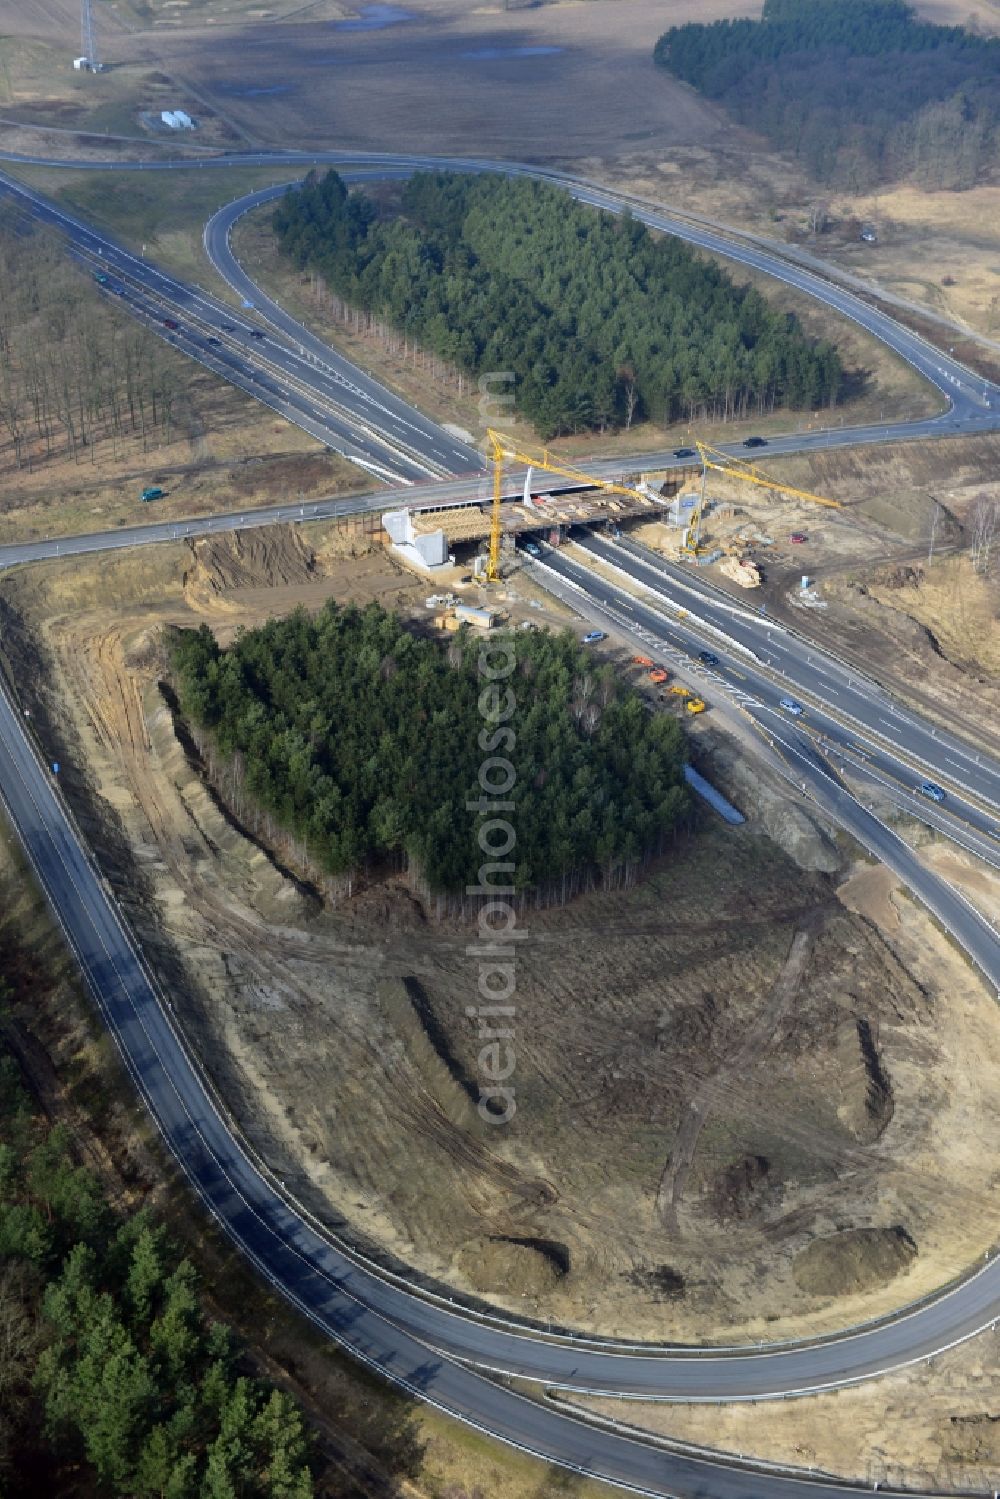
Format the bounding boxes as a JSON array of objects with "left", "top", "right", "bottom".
[
  {"left": 648, "top": 667, "right": 668, "bottom": 684},
  {"left": 669, "top": 684, "right": 692, "bottom": 698},
  {"left": 686, "top": 698, "right": 707, "bottom": 715},
  {"left": 632, "top": 654, "right": 654, "bottom": 667}
]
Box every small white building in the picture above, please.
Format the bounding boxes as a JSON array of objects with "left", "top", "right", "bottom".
[
  {"left": 161, "top": 109, "right": 194, "bottom": 130},
  {"left": 73, "top": 56, "right": 89, "bottom": 70}
]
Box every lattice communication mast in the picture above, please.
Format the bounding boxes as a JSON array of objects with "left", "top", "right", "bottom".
[{"left": 81, "top": 0, "right": 98, "bottom": 70}]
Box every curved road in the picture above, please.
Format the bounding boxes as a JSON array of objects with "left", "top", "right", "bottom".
[
  {"left": 201, "top": 167, "right": 999, "bottom": 447},
  {"left": 1, "top": 144, "right": 1000, "bottom": 1495},
  {"left": 3, "top": 145, "right": 1000, "bottom": 454}
]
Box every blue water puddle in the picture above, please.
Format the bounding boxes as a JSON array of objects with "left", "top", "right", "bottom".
[
  {"left": 335, "top": 4, "right": 415, "bottom": 30},
  {"left": 461, "top": 44, "right": 564, "bottom": 59}
]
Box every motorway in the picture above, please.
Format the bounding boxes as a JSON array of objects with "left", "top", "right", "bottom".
[
  {"left": 574, "top": 531, "right": 1000, "bottom": 838},
  {"left": 200, "top": 170, "right": 1000, "bottom": 460},
  {"left": 0, "top": 168, "right": 481, "bottom": 487},
  {"left": 1, "top": 145, "right": 1000, "bottom": 1495},
  {"left": 3, "top": 148, "right": 1000, "bottom": 479},
  {"left": 532, "top": 541, "right": 1000, "bottom": 965}
]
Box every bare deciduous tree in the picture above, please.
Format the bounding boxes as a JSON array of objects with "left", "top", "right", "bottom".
[
  {"left": 807, "top": 200, "right": 830, "bottom": 236},
  {"left": 969, "top": 492, "right": 999, "bottom": 576},
  {"left": 616, "top": 362, "right": 639, "bottom": 429},
  {"left": 0, "top": 220, "right": 191, "bottom": 481}
]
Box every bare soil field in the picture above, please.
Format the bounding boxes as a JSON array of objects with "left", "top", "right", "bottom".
[
  {"left": 562, "top": 852, "right": 1000, "bottom": 1493},
  {"left": 846, "top": 552, "right": 1000, "bottom": 680},
  {"left": 0, "top": 811, "right": 610, "bottom": 1499},
  {"left": 4, "top": 525, "right": 1000, "bottom": 1345}
]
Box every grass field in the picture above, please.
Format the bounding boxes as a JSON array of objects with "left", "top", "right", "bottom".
[
  {"left": 0, "top": 34, "right": 241, "bottom": 147},
  {"left": 6, "top": 162, "right": 308, "bottom": 286},
  {"left": 4, "top": 0, "right": 999, "bottom": 170},
  {"left": 4, "top": 0, "right": 746, "bottom": 158}
]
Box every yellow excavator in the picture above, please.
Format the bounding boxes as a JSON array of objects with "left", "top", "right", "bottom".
[{"left": 484, "top": 429, "right": 841, "bottom": 579}]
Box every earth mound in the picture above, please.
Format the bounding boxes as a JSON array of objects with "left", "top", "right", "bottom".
[
  {"left": 793, "top": 1226, "right": 917, "bottom": 1297},
  {"left": 455, "top": 1236, "right": 569, "bottom": 1297},
  {"left": 183, "top": 526, "right": 316, "bottom": 611}
]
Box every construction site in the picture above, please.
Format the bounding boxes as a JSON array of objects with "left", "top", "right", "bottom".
[
  {"left": 4, "top": 496, "right": 999, "bottom": 1367},
  {"left": 384, "top": 431, "right": 854, "bottom": 604}
]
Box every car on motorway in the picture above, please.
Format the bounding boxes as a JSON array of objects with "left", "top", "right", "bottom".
[
  {"left": 249, "top": 329, "right": 266, "bottom": 340},
  {"left": 220, "top": 323, "right": 237, "bottom": 333},
  {"left": 673, "top": 447, "right": 696, "bottom": 459},
  {"left": 790, "top": 532, "right": 808, "bottom": 544},
  {"left": 206, "top": 336, "right": 222, "bottom": 346},
  {"left": 919, "top": 780, "right": 946, "bottom": 803},
  {"left": 582, "top": 630, "right": 606, "bottom": 644},
  {"left": 742, "top": 435, "right": 768, "bottom": 448},
  {"left": 522, "top": 541, "right": 541, "bottom": 557},
  {"left": 779, "top": 697, "right": 804, "bottom": 716},
  {"left": 163, "top": 318, "right": 179, "bottom": 330},
  {"left": 698, "top": 650, "right": 720, "bottom": 667}
]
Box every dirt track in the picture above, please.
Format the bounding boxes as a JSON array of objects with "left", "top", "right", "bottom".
[{"left": 5, "top": 525, "right": 1000, "bottom": 1344}]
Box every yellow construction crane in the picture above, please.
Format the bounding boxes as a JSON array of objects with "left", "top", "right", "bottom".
[
  {"left": 683, "top": 440, "right": 842, "bottom": 556},
  {"left": 484, "top": 429, "right": 842, "bottom": 577},
  {"left": 485, "top": 429, "right": 646, "bottom": 581}
]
